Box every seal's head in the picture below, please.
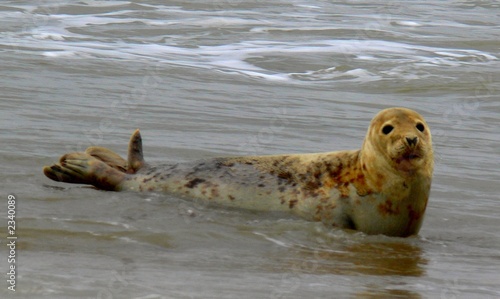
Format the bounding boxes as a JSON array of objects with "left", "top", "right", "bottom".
[{"left": 361, "top": 107, "right": 433, "bottom": 179}]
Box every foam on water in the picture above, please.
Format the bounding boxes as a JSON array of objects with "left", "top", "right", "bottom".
[
  {"left": 15, "top": 33, "right": 497, "bottom": 84},
  {"left": 393, "top": 20, "right": 422, "bottom": 27},
  {"left": 2, "top": 3, "right": 497, "bottom": 85},
  {"left": 2, "top": 1, "right": 500, "bottom": 298}
]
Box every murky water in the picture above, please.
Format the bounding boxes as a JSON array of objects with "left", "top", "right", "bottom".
[{"left": 1, "top": 1, "right": 499, "bottom": 298}]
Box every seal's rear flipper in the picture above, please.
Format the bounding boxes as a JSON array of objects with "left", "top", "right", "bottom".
[
  {"left": 85, "top": 146, "right": 127, "bottom": 172},
  {"left": 43, "top": 152, "right": 126, "bottom": 191},
  {"left": 127, "top": 129, "right": 146, "bottom": 174}
]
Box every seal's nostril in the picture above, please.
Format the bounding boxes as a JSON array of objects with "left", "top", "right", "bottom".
[{"left": 406, "top": 137, "right": 418, "bottom": 147}]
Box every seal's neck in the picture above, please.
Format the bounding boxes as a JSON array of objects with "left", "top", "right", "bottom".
[{"left": 359, "top": 140, "right": 433, "bottom": 193}]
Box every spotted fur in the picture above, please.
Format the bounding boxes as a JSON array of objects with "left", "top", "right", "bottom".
[{"left": 43, "top": 108, "right": 433, "bottom": 237}]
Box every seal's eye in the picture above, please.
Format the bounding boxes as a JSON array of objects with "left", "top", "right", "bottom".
[
  {"left": 416, "top": 123, "right": 425, "bottom": 132},
  {"left": 382, "top": 125, "right": 394, "bottom": 135}
]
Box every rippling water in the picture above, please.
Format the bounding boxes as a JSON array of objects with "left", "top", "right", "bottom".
[{"left": 1, "top": 1, "right": 499, "bottom": 298}]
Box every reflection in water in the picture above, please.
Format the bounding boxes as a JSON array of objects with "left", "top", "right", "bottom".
[
  {"left": 281, "top": 241, "right": 426, "bottom": 277},
  {"left": 4, "top": 0, "right": 499, "bottom": 297},
  {"left": 342, "top": 242, "right": 426, "bottom": 276},
  {"left": 267, "top": 238, "right": 426, "bottom": 298},
  {"left": 354, "top": 288, "right": 422, "bottom": 299}
]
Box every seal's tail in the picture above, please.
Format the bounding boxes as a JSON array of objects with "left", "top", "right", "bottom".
[{"left": 43, "top": 129, "right": 146, "bottom": 190}]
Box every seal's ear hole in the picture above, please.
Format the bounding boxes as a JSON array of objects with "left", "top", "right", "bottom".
[
  {"left": 416, "top": 123, "right": 425, "bottom": 132},
  {"left": 382, "top": 125, "right": 394, "bottom": 135}
]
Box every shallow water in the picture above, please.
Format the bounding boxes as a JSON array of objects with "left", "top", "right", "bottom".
[{"left": 1, "top": 1, "right": 499, "bottom": 298}]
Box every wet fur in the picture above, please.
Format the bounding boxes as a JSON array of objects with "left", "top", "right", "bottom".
[{"left": 43, "top": 108, "right": 433, "bottom": 237}]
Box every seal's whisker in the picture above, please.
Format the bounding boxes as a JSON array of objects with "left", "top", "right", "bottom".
[{"left": 42, "top": 108, "right": 433, "bottom": 237}]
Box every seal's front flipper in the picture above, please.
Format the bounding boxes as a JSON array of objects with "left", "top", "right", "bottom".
[
  {"left": 43, "top": 152, "right": 126, "bottom": 191},
  {"left": 85, "top": 146, "right": 127, "bottom": 172},
  {"left": 127, "top": 129, "right": 146, "bottom": 174}
]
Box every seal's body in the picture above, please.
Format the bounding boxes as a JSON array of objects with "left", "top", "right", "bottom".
[{"left": 44, "top": 107, "right": 433, "bottom": 237}]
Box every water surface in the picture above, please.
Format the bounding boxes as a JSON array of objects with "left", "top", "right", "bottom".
[{"left": 1, "top": 1, "right": 499, "bottom": 298}]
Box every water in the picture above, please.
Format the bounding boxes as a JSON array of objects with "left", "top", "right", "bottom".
[{"left": 1, "top": 0, "right": 499, "bottom": 298}]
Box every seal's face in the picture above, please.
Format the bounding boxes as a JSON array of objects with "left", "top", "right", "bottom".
[{"left": 366, "top": 108, "right": 433, "bottom": 175}]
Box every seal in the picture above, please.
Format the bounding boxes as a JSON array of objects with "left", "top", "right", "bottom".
[{"left": 43, "top": 107, "right": 433, "bottom": 237}]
